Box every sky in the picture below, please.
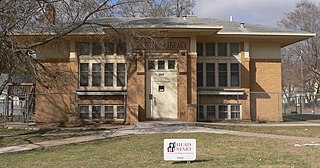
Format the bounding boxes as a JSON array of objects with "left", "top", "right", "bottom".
[{"left": 194, "top": 0, "right": 320, "bottom": 26}]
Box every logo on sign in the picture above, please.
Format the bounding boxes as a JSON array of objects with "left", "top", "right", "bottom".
[{"left": 164, "top": 139, "right": 196, "bottom": 161}]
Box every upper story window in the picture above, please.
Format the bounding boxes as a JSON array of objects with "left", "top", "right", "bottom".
[
  {"left": 79, "top": 42, "right": 126, "bottom": 56},
  {"left": 80, "top": 43, "right": 90, "bottom": 55},
  {"left": 197, "top": 42, "right": 241, "bottom": 57},
  {"left": 197, "top": 62, "right": 240, "bottom": 88},
  {"left": 196, "top": 43, "right": 204, "bottom": 56},
  {"left": 92, "top": 42, "right": 102, "bottom": 55}
]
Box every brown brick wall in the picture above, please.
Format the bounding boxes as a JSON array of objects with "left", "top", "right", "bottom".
[
  {"left": 35, "top": 59, "right": 78, "bottom": 123},
  {"left": 126, "top": 56, "right": 146, "bottom": 123}
]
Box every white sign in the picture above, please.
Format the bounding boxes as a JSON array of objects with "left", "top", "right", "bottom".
[
  {"left": 13, "top": 96, "right": 20, "bottom": 106},
  {"left": 164, "top": 139, "right": 196, "bottom": 161}
]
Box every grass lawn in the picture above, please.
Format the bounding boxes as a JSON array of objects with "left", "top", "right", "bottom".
[
  {"left": 0, "top": 133, "right": 320, "bottom": 168},
  {"left": 0, "top": 128, "right": 99, "bottom": 147},
  {"left": 203, "top": 125, "right": 320, "bottom": 138}
]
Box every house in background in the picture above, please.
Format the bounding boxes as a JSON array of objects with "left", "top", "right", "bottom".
[{"left": 15, "top": 16, "right": 315, "bottom": 124}]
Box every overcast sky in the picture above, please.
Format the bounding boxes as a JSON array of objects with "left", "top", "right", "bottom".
[{"left": 194, "top": 0, "right": 320, "bottom": 26}]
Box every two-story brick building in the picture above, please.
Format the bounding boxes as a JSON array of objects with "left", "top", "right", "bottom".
[{"left": 18, "top": 17, "right": 314, "bottom": 124}]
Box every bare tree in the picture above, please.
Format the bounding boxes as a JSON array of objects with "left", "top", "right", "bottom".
[
  {"left": 0, "top": 0, "right": 197, "bottom": 93},
  {"left": 279, "top": 0, "right": 320, "bottom": 107}
]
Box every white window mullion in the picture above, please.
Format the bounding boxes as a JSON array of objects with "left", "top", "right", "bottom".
[
  {"left": 114, "top": 105, "right": 117, "bottom": 119},
  {"left": 113, "top": 63, "right": 117, "bottom": 88},
  {"left": 227, "top": 105, "right": 231, "bottom": 119},
  {"left": 240, "top": 105, "right": 243, "bottom": 120},
  {"left": 227, "top": 63, "right": 231, "bottom": 87},
  {"left": 101, "top": 106, "right": 105, "bottom": 119},
  {"left": 89, "top": 63, "right": 92, "bottom": 87},
  {"left": 101, "top": 63, "right": 105, "bottom": 87},
  {"left": 89, "top": 105, "right": 92, "bottom": 119}
]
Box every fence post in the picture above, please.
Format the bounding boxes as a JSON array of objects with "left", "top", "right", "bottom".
[{"left": 278, "top": 94, "right": 280, "bottom": 123}]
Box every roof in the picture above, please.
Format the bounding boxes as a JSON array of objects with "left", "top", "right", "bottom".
[
  {"left": 83, "top": 17, "right": 315, "bottom": 36},
  {"left": 14, "top": 17, "right": 315, "bottom": 47}
]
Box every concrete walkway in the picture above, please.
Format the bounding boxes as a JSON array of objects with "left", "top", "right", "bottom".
[{"left": 1, "top": 121, "right": 320, "bottom": 155}]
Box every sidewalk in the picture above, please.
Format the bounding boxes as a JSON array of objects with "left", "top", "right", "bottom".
[{"left": 1, "top": 121, "right": 320, "bottom": 155}]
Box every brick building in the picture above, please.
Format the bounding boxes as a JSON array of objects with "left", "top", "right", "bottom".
[{"left": 20, "top": 17, "right": 314, "bottom": 124}]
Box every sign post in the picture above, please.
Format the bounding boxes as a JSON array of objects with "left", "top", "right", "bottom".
[{"left": 164, "top": 139, "right": 196, "bottom": 162}]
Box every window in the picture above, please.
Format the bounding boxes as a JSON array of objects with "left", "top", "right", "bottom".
[
  {"left": 207, "top": 106, "right": 216, "bottom": 120},
  {"left": 230, "top": 43, "right": 240, "bottom": 56},
  {"left": 117, "top": 63, "right": 126, "bottom": 87},
  {"left": 206, "top": 63, "right": 215, "bottom": 87},
  {"left": 92, "top": 63, "right": 101, "bottom": 86},
  {"left": 105, "top": 106, "right": 114, "bottom": 119},
  {"left": 218, "top": 105, "right": 228, "bottom": 119},
  {"left": 79, "top": 42, "right": 125, "bottom": 56},
  {"left": 218, "top": 63, "right": 227, "bottom": 87},
  {"left": 79, "top": 105, "right": 125, "bottom": 120},
  {"left": 197, "top": 62, "right": 240, "bottom": 88},
  {"left": 218, "top": 43, "right": 227, "bottom": 56},
  {"left": 158, "top": 60, "right": 165, "bottom": 70},
  {"left": 198, "top": 105, "right": 204, "bottom": 120},
  {"left": 104, "top": 63, "right": 113, "bottom": 87},
  {"left": 197, "top": 63, "right": 203, "bottom": 87},
  {"left": 197, "top": 43, "right": 203, "bottom": 56},
  {"left": 80, "top": 63, "right": 89, "bottom": 86},
  {"left": 231, "top": 105, "right": 240, "bottom": 119},
  {"left": 231, "top": 63, "right": 240, "bottom": 87},
  {"left": 168, "top": 60, "right": 176, "bottom": 69},
  {"left": 92, "top": 106, "right": 101, "bottom": 119},
  {"left": 148, "top": 60, "right": 156, "bottom": 70},
  {"left": 92, "top": 42, "right": 102, "bottom": 55},
  {"left": 105, "top": 42, "right": 114, "bottom": 55},
  {"left": 79, "top": 62, "right": 126, "bottom": 88},
  {"left": 205, "top": 43, "right": 215, "bottom": 56},
  {"left": 79, "top": 106, "right": 89, "bottom": 119},
  {"left": 117, "top": 106, "right": 125, "bottom": 119},
  {"left": 198, "top": 104, "right": 241, "bottom": 120},
  {"left": 80, "top": 43, "right": 90, "bottom": 55}
]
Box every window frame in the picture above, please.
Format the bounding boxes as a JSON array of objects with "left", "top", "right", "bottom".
[
  {"left": 79, "top": 104, "right": 126, "bottom": 121},
  {"left": 197, "top": 62, "right": 241, "bottom": 88},
  {"left": 79, "top": 60, "right": 127, "bottom": 90},
  {"left": 198, "top": 104, "right": 242, "bottom": 121}
]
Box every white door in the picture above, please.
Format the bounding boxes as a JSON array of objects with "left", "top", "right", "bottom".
[{"left": 146, "top": 59, "right": 178, "bottom": 119}]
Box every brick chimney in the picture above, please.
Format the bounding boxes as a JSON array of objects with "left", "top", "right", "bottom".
[{"left": 44, "top": 4, "right": 56, "bottom": 26}]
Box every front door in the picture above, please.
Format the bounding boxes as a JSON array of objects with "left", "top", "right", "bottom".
[{"left": 146, "top": 59, "right": 178, "bottom": 119}]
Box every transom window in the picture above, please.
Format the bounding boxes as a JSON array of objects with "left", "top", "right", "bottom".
[
  {"left": 147, "top": 59, "right": 176, "bottom": 70},
  {"left": 197, "top": 62, "right": 240, "bottom": 88},
  {"left": 79, "top": 42, "right": 126, "bottom": 56},
  {"left": 79, "top": 105, "right": 125, "bottom": 120},
  {"left": 198, "top": 104, "right": 241, "bottom": 121},
  {"left": 79, "top": 62, "right": 126, "bottom": 89},
  {"left": 197, "top": 42, "right": 240, "bottom": 57}
]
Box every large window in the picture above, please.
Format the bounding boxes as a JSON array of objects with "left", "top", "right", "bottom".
[
  {"left": 79, "top": 105, "right": 125, "bottom": 120},
  {"left": 79, "top": 62, "right": 126, "bottom": 88},
  {"left": 205, "top": 43, "right": 215, "bottom": 56},
  {"left": 197, "top": 62, "right": 240, "bottom": 88},
  {"left": 198, "top": 104, "right": 241, "bottom": 121}
]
